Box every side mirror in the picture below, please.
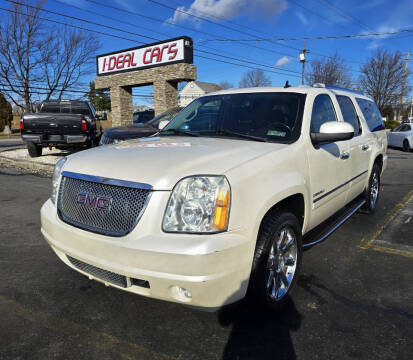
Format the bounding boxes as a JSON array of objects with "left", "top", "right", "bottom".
[
  {"left": 158, "top": 120, "right": 169, "bottom": 130},
  {"left": 311, "top": 121, "right": 354, "bottom": 145}
]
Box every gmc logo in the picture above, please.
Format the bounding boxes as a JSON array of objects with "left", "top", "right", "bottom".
[{"left": 76, "top": 192, "right": 112, "bottom": 211}]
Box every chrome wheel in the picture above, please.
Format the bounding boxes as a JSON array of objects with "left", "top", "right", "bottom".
[
  {"left": 370, "top": 171, "right": 379, "bottom": 209},
  {"left": 266, "top": 226, "right": 297, "bottom": 301}
]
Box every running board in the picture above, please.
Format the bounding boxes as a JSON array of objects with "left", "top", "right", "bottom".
[{"left": 303, "top": 198, "right": 366, "bottom": 249}]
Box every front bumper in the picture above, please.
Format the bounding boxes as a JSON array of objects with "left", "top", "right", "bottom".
[{"left": 41, "top": 197, "right": 253, "bottom": 310}]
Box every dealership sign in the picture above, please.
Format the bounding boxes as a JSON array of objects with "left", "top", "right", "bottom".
[{"left": 96, "top": 37, "right": 193, "bottom": 76}]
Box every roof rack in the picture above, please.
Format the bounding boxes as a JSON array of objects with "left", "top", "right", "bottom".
[{"left": 313, "top": 83, "right": 365, "bottom": 96}]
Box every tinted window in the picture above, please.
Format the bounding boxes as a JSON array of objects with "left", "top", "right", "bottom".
[
  {"left": 311, "top": 94, "right": 337, "bottom": 132},
  {"left": 336, "top": 95, "right": 360, "bottom": 135},
  {"left": 394, "top": 125, "right": 403, "bottom": 132},
  {"left": 163, "top": 92, "right": 305, "bottom": 142},
  {"left": 40, "top": 103, "right": 91, "bottom": 116},
  {"left": 356, "top": 98, "right": 384, "bottom": 132}
]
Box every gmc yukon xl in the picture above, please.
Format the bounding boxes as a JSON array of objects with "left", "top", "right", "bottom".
[{"left": 41, "top": 84, "right": 387, "bottom": 310}]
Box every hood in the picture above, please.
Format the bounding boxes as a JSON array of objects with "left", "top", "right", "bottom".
[
  {"left": 64, "top": 136, "right": 286, "bottom": 190},
  {"left": 104, "top": 125, "right": 157, "bottom": 140}
]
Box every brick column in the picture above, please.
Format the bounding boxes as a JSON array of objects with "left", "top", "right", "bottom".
[
  {"left": 110, "top": 86, "right": 133, "bottom": 126},
  {"left": 153, "top": 80, "right": 178, "bottom": 116}
]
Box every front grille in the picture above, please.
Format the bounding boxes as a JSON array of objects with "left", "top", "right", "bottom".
[
  {"left": 67, "top": 255, "right": 128, "bottom": 288},
  {"left": 99, "top": 135, "right": 114, "bottom": 145},
  {"left": 57, "top": 174, "right": 151, "bottom": 236}
]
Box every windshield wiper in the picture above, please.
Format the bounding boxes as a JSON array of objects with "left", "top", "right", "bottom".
[
  {"left": 215, "top": 129, "right": 267, "bottom": 142},
  {"left": 160, "top": 128, "right": 199, "bottom": 137}
]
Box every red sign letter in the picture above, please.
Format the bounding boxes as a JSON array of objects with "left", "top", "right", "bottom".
[{"left": 168, "top": 43, "right": 178, "bottom": 60}]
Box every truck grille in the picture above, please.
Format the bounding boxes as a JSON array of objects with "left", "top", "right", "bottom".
[
  {"left": 67, "top": 255, "right": 128, "bottom": 288},
  {"left": 57, "top": 172, "right": 151, "bottom": 236}
]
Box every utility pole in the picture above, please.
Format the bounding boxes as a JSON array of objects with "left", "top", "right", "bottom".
[
  {"left": 299, "top": 41, "right": 310, "bottom": 85},
  {"left": 399, "top": 52, "right": 410, "bottom": 121}
]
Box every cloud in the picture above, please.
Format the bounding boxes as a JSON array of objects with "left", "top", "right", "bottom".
[
  {"left": 275, "top": 56, "right": 290, "bottom": 67},
  {"left": 169, "top": 0, "right": 288, "bottom": 24},
  {"left": 295, "top": 11, "right": 308, "bottom": 26}
]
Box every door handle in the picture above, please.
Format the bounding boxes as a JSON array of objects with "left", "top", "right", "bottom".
[
  {"left": 340, "top": 152, "right": 350, "bottom": 160},
  {"left": 362, "top": 144, "right": 369, "bottom": 151}
]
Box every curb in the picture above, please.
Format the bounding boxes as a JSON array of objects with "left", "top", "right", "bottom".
[{"left": 0, "top": 148, "right": 54, "bottom": 175}]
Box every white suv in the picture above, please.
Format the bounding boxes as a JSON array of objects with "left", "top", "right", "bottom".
[{"left": 41, "top": 84, "right": 387, "bottom": 310}]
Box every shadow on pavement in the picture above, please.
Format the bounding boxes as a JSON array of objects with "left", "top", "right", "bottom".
[{"left": 218, "top": 298, "right": 302, "bottom": 360}]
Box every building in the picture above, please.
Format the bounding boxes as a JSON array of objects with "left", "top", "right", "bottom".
[{"left": 179, "top": 81, "right": 222, "bottom": 107}]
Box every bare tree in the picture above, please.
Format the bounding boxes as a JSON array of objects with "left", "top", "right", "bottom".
[
  {"left": 0, "top": 0, "right": 99, "bottom": 111},
  {"left": 239, "top": 69, "right": 271, "bottom": 88},
  {"left": 218, "top": 81, "right": 234, "bottom": 90},
  {"left": 306, "top": 54, "right": 352, "bottom": 88},
  {"left": 359, "top": 49, "right": 410, "bottom": 115}
]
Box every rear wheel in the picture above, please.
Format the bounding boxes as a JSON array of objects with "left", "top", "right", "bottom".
[
  {"left": 403, "top": 139, "right": 411, "bottom": 152},
  {"left": 248, "top": 211, "right": 302, "bottom": 311},
  {"left": 362, "top": 164, "right": 380, "bottom": 214},
  {"left": 27, "top": 142, "right": 42, "bottom": 157}
]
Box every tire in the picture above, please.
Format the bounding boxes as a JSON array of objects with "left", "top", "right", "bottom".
[
  {"left": 27, "top": 142, "right": 42, "bottom": 157},
  {"left": 362, "top": 163, "right": 381, "bottom": 214},
  {"left": 248, "top": 211, "right": 303, "bottom": 311},
  {"left": 403, "top": 139, "right": 411, "bottom": 152}
]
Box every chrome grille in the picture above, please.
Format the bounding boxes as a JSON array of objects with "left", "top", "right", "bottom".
[
  {"left": 67, "top": 255, "right": 127, "bottom": 288},
  {"left": 57, "top": 172, "right": 151, "bottom": 236},
  {"left": 99, "top": 134, "right": 114, "bottom": 145}
]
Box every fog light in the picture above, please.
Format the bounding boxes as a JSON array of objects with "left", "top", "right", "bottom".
[{"left": 169, "top": 285, "right": 192, "bottom": 302}]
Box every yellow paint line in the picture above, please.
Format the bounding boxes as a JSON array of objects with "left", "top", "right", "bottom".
[
  {"left": 359, "top": 189, "right": 413, "bottom": 258},
  {"left": 0, "top": 295, "right": 176, "bottom": 360},
  {"left": 368, "top": 244, "right": 413, "bottom": 259}
]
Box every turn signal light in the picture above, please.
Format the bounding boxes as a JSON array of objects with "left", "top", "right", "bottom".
[
  {"left": 81, "top": 119, "right": 87, "bottom": 131},
  {"left": 19, "top": 117, "right": 24, "bottom": 130},
  {"left": 213, "top": 190, "right": 229, "bottom": 230}
]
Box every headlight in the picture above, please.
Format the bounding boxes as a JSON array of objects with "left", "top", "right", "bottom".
[
  {"left": 51, "top": 157, "right": 67, "bottom": 205},
  {"left": 162, "top": 176, "right": 231, "bottom": 233}
]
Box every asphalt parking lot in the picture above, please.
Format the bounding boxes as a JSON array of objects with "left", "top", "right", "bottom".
[{"left": 0, "top": 148, "right": 412, "bottom": 360}]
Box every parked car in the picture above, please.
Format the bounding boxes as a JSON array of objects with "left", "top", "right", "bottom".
[
  {"left": 387, "top": 123, "right": 413, "bottom": 151},
  {"left": 100, "top": 107, "right": 182, "bottom": 145},
  {"left": 133, "top": 109, "right": 154, "bottom": 124},
  {"left": 20, "top": 100, "right": 103, "bottom": 157},
  {"left": 41, "top": 84, "right": 387, "bottom": 311}
]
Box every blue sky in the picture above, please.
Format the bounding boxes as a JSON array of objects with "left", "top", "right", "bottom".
[{"left": 2, "top": 0, "right": 412, "bottom": 106}]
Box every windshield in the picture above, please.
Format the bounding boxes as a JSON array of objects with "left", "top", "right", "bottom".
[
  {"left": 162, "top": 92, "right": 305, "bottom": 143},
  {"left": 148, "top": 108, "right": 181, "bottom": 127}
]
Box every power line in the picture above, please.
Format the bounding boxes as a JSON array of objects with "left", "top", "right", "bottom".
[
  {"left": 1, "top": 3, "right": 301, "bottom": 79},
  {"left": 197, "top": 28, "right": 413, "bottom": 42},
  {"left": 146, "top": 0, "right": 301, "bottom": 52},
  {"left": 165, "top": 0, "right": 299, "bottom": 50},
  {"left": 83, "top": 0, "right": 298, "bottom": 57},
  {"left": 53, "top": 0, "right": 302, "bottom": 76},
  {"left": 309, "top": 0, "right": 372, "bottom": 31}
]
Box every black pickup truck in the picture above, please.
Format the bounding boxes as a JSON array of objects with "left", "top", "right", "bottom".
[{"left": 20, "top": 100, "right": 103, "bottom": 157}]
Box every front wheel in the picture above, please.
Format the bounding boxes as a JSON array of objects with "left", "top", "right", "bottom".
[
  {"left": 248, "top": 211, "right": 302, "bottom": 311},
  {"left": 362, "top": 164, "right": 381, "bottom": 214},
  {"left": 403, "top": 139, "right": 411, "bottom": 152}
]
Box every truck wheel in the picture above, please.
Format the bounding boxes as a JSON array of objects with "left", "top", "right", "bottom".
[
  {"left": 403, "top": 139, "right": 411, "bottom": 152},
  {"left": 362, "top": 164, "right": 380, "bottom": 214},
  {"left": 248, "top": 211, "right": 302, "bottom": 311},
  {"left": 27, "top": 142, "right": 43, "bottom": 157}
]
